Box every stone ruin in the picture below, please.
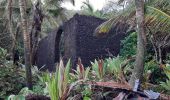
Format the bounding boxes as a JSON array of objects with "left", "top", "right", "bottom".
[
  {"left": 36, "top": 14, "right": 128, "bottom": 71},
  {"left": 36, "top": 28, "right": 62, "bottom": 71}
]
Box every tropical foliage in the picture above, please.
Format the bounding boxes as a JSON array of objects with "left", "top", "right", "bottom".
[
  {"left": 95, "top": 0, "right": 170, "bottom": 35},
  {"left": 0, "top": 48, "right": 25, "bottom": 98},
  {"left": 120, "top": 32, "right": 137, "bottom": 58},
  {"left": 160, "top": 64, "right": 170, "bottom": 92},
  {"left": 1, "top": 0, "right": 170, "bottom": 99}
]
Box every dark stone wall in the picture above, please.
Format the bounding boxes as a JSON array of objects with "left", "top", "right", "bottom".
[
  {"left": 36, "top": 28, "right": 62, "bottom": 71},
  {"left": 62, "top": 16, "right": 77, "bottom": 68},
  {"left": 36, "top": 14, "right": 128, "bottom": 70},
  {"left": 36, "top": 37, "right": 48, "bottom": 69},
  {"left": 62, "top": 14, "right": 128, "bottom": 68}
]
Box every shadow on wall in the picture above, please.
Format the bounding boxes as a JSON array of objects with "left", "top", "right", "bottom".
[
  {"left": 35, "top": 27, "right": 63, "bottom": 71},
  {"left": 36, "top": 14, "right": 129, "bottom": 71}
]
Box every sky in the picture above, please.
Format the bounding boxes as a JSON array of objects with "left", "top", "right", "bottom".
[{"left": 61, "top": 0, "right": 110, "bottom": 10}]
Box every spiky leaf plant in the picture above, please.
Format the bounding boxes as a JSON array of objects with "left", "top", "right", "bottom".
[
  {"left": 42, "top": 59, "right": 81, "bottom": 100},
  {"left": 72, "top": 58, "right": 90, "bottom": 81},
  {"left": 91, "top": 59, "right": 107, "bottom": 80},
  {"left": 106, "top": 56, "right": 125, "bottom": 81},
  {"left": 42, "top": 59, "right": 70, "bottom": 100}
]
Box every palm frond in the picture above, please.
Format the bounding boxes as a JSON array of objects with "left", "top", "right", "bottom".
[
  {"left": 94, "top": 17, "right": 115, "bottom": 37},
  {"left": 94, "top": 0, "right": 170, "bottom": 37},
  {"left": 145, "top": 6, "right": 170, "bottom": 32},
  {"left": 94, "top": 2, "right": 135, "bottom": 36},
  {"left": 81, "top": 0, "right": 94, "bottom": 14}
]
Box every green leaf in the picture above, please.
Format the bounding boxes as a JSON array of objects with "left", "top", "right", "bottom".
[
  {"left": 83, "top": 96, "right": 91, "bottom": 100},
  {"left": 84, "top": 67, "right": 90, "bottom": 80},
  {"left": 64, "top": 59, "right": 71, "bottom": 83},
  {"left": 145, "top": 6, "right": 170, "bottom": 32},
  {"left": 94, "top": 17, "right": 115, "bottom": 36}
]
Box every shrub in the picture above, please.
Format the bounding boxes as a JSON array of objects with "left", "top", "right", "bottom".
[
  {"left": 120, "top": 32, "right": 137, "bottom": 58},
  {"left": 0, "top": 48, "right": 25, "bottom": 99},
  {"left": 160, "top": 64, "right": 170, "bottom": 94},
  {"left": 41, "top": 59, "right": 81, "bottom": 100},
  {"left": 91, "top": 59, "right": 107, "bottom": 80},
  {"left": 71, "top": 58, "right": 90, "bottom": 81}
]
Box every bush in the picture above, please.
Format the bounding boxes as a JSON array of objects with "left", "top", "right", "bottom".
[
  {"left": 160, "top": 64, "right": 170, "bottom": 94},
  {"left": 0, "top": 48, "right": 25, "bottom": 99},
  {"left": 120, "top": 32, "right": 137, "bottom": 58}
]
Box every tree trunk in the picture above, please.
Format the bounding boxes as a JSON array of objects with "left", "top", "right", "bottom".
[
  {"left": 129, "top": 0, "right": 146, "bottom": 87},
  {"left": 158, "top": 46, "right": 162, "bottom": 64},
  {"left": 19, "top": 0, "right": 32, "bottom": 89},
  {"left": 30, "top": 1, "right": 43, "bottom": 65},
  {"left": 7, "top": 0, "right": 15, "bottom": 61},
  {"left": 150, "top": 37, "right": 158, "bottom": 62}
]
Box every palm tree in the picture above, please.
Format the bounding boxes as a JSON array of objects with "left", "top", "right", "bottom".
[
  {"left": 95, "top": 0, "right": 170, "bottom": 35},
  {"left": 94, "top": 0, "right": 170, "bottom": 87},
  {"left": 129, "top": 0, "right": 145, "bottom": 87},
  {"left": 1, "top": 0, "right": 75, "bottom": 49},
  {"left": 7, "top": 0, "right": 15, "bottom": 61},
  {"left": 1, "top": 0, "right": 75, "bottom": 65},
  {"left": 19, "top": 0, "right": 32, "bottom": 89},
  {"left": 1, "top": 0, "right": 75, "bottom": 89},
  {"left": 0, "top": 0, "right": 32, "bottom": 60},
  {"left": 30, "top": 0, "right": 44, "bottom": 65}
]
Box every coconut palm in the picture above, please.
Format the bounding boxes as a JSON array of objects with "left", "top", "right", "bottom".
[
  {"left": 94, "top": 0, "right": 170, "bottom": 87},
  {"left": 129, "top": 0, "right": 145, "bottom": 87},
  {"left": 7, "top": 0, "right": 15, "bottom": 60},
  {"left": 95, "top": 0, "right": 170, "bottom": 35},
  {"left": 0, "top": 0, "right": 75, "bottom": 50},
  {"left": 0, "top": 0, "right": 75, "bottom": 89},
  {"left": 19, "top": 0, "right": 33, "bottom": 89}
]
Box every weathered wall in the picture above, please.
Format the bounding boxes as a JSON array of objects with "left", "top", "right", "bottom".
[
  {"left": 36, "top": 14, "right": 128, "bottom": 70},
  {"left": 36, "top": 37, "right": 48, "bottom": 69},
  {"left": 62, "top": 14, "right": 128, "bottom": 68},
  {"left": 36, "top": 28, "right": 62, "bottom": 71},
  {"left": 62, "top": 15, "right": 77, "bottom": 68}
]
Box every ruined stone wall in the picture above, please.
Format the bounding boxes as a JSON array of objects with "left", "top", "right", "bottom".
[
  {"left": 36, "top": 14, "right": 128, "bottom": 70},
  {"left": 36, "top": 29, "right": 62, "bottom": 71},
  {"left": 62, "top": 14, "right": 128, "bottom": 68},
  {"left": 62, "top": 15, "right": 78, "bottom": 68}
]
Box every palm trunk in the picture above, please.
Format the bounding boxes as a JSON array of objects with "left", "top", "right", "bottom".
[
  {"left": 158, "top": 45, "right": 162, "bottom": 64},
  {"left": 7, "top": 0, "right": 15, "bottom": 61},
  {"left": 19, "top": 0, "right": 32, "bottom": 89},
  {"left": 30, "top": 1, "right": 43, "bottom": 65},
  {"left": 129, "top": 0, "right": 146, "bottom": 87}
]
